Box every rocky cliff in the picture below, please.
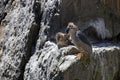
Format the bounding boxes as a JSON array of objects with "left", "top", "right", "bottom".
[
  {"left": 0, "top": 0, "right": 120, "bottom": 80},
  {"left": 60, "top": 0, "right": 120, "bottom": 41},
  {"left": 24, "top": 42, "right": 120, "bottom": 80}
]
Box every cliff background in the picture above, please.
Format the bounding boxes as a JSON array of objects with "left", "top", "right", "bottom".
[{"left": 0, "top": 0, "right": 120, "bottom": 80}]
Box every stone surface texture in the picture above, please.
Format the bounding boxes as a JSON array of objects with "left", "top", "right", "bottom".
[{"left": 0, "top": 0, "right": 120, "bottom": 80}]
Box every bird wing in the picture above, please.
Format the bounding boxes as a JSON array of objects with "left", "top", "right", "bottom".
[{"left": 76, "top": 31, "right": 91, "bottom": 47}]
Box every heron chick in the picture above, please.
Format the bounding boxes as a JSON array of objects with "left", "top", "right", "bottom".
[
  {"left": 66, "top": 22, "right": 92, "bottom": 60},
  {"left": 56, "top": 32, "right": 70, "bottom": 47}
]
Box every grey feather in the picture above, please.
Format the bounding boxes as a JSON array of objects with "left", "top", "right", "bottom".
[{"left": 76, "top": 31, "right": 91, "bottom": 47}]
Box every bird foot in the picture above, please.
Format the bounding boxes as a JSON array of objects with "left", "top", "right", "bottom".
[
  {"left": 75, "top": 52, "right": 90, "bottom": 64},
  {"left": 75, "top": 53, "right": 83, "bottom": 60}
]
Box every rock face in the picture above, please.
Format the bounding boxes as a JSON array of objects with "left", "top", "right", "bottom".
[
  {"left": 24, "top": 41, "right": 78, "bottom": 80},
  {"left": 60, "top": 0, "right": 120, "bottom": 40},
  {"left": 100, "top": 0, "right": 120, "bottom": 16},
  {"left": 0, "top": 25, "right": 5, "bottom": 56},
  {"left": 24, "top": 42, "right": 120, "bottom": 80},
  {"left": 0, "top": 0, "right": 120, "bottom": 80},
  {"left": 0, "top": 0, "right": 35, "bottom": 80},
  {"left": 63, "top": 43, "right": 120, "bottom": 80},
  {"left": 0, "top": 0, "right": 60, "bottom": 80}
]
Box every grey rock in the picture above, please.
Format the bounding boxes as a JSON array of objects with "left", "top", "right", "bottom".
[
  {"left": 24, "top": 41, "right": 78, "bottom": 80},
  {"left": 60, "top": 0, "right": 120, "bottom": 40},
  {"left": 0, "top": 0, "right": 120, "bottom": 80},
  {"left": 0, "top": 0, "right": 35, "bottom": 80},
  {"left": 24, "top": 42, "right": 120, "bottom": 80},
  {"left": 0, "top": 0, "right": 61, "bottom": 80}
]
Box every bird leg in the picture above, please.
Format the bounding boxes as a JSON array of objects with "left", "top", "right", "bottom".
[
  {"left": 75, "top": 52, "right": 83, "bottom": 59},
  {"left": 75, "top": 51, "right": 90, "bottom": 64}
]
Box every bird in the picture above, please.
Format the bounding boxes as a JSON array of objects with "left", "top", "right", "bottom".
[
  {"left": 66, "top": 22, "right": 92, "bottom": 60},
  {"left": 56, "top": 32, "right": 71, "bottom": 47}
]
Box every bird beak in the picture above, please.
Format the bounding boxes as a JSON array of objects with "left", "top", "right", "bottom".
[{"left": 66, "top": 27, "right": 70, "bottom": 34}]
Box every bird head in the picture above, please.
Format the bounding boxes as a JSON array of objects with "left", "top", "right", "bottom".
[{"left": 66, "top": 22, "right": 79, "bottom": 35}]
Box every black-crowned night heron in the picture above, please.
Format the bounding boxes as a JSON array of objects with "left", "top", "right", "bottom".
[{"left": 66, "top": 22, "right": 92, "bottom": 59}]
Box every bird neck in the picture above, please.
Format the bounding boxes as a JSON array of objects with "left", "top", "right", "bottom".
[{"left": 71, "top": 32, "right": 78, "bottom": 41}]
